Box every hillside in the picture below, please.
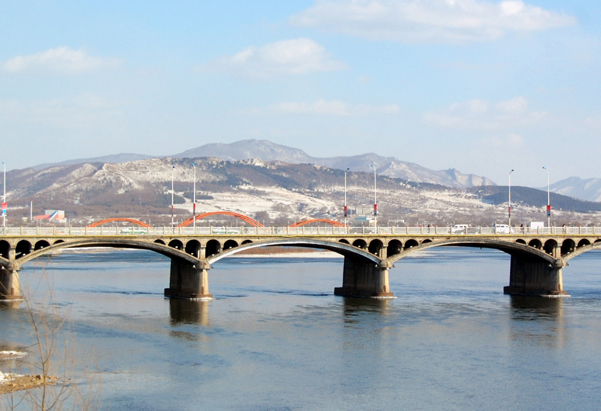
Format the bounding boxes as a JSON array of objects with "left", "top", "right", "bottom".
[{"left": 4, "top": 157, "right": 601, "bottom": 227}]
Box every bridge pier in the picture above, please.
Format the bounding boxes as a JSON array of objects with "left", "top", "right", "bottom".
[
  {"left": 504, "top": 255, "right": 567, "bottom": 297},
  {"left": 334, "top": 257, "right": 394, "bottom": 299},
  {"left": 164, "top": 258, "right": 213, "bottom": 300},
  {"left": 0, "top": 264, "right": 23, "bottom": 301}
]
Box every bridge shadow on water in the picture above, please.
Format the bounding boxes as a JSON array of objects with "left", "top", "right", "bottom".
[
  {"left": 169, "top": 299, "right": 210, "bottom": 327},
  {"left": 341, "top": 297, "right": 392, "bottom": 323},
  {"left": 508, "top": 296, "right": 566, "bottom": 349}
]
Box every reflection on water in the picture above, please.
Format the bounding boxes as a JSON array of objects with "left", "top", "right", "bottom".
[
  {"left": 509, "top": 296, "right": 566, "bottom": 348},
  {"left": 342, "top": 297, "right": 392, "bottom": 323},
  {"left": 169, "top": 298, "right": 210, "bottom": 327},
  {"left": 510, "top": 296, "right": 564, "bottom": 321},
  {"left": 0, "top": 300, "right": 22, "bottom": 310}
]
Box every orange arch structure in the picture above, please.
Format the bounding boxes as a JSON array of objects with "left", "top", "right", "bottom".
[
  {"left": 289, "top": 219, "right": 346, "bottom": 228},
  {"left": 87, "top": 218, "right": 152, "bottom": 228},
  {"left": 178, "top": 211, "right": 264, "bottom": 228}
]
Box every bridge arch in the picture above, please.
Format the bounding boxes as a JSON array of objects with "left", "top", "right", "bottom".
[
  {"left": 289, "top": 219, "right": 345, "bottom": 227},
  {"left": 34, "top": 240, "right": 51, "bottom": 251},
  {"left": 561, "top": 239, "right": 576, "bottom": 256},
  {"left": 404, "top": 239, "right": 419, "bottom": 250},
  {"left": 0, "top": 240, "right": 9, "bottom": 259},
  {"left": 544, "top": 239, "right": 558, "bottom": 255},
  {"left": 11, "top": 238, "right": 199, "bottom": 269},
  {"left": 368, "top": 239, "right": 383, "bottom": 256},
  {"left": 387, "top": 238, "right": 556, "bottom": 265},
  {"left": 16, "top": 240, "right": 32, "bottom": 258},
  {"left": 206, "top": 239, "right": 221, "bottom": 257},
  {"left": 562, "top": 241, "right": 601, "bottom": 263},
  {"left": 223, "top": 240, "right": 239, "bottom": 250},
  {"left": 87, "top": 218, "right": 152, "bottom": 228},
  {"left": 207, "top": 238, "right": 381, "bottom": 265},
  {"left": 178, "top": 212, "right": 264, "bottom": 228},
  {"left": 388, "top": 240, "right": 402, "bottom": 257},
  {"left": 352, "top": 239, "right": 367, "bottom": 249},
  {"left": 168, "top": 239, "right": 184, "bottom": 250},
  {"left": 578, "top": 239, "right": 591, "bottom": 248},
  {"left": 185, "top": 240, "right": 201, "bottom": 257}
]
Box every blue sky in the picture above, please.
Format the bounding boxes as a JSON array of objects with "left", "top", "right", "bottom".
[{"left": 1, "top": 0, "right": 599, "bottom": 186}]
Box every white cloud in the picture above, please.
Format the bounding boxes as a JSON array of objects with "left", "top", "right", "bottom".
[
  {"left": 290, "top": 0, "right": 576, "bottom": 43},
  {"left": 257, "top": 100, "right": 400, "bottom": 116},
  {"left": 0, "top": 94, "right": 124, "bottom": 129},
  {"left": 203, "top": 38, "right": 346, "bottom": 79},
  {"left": 1, "top": 46, "right": 122, "bottom": 74},
  {"left": 423, "top": 96, "right": 545, "bottom": 129}
]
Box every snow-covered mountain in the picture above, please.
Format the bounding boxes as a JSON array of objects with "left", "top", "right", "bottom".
[
  {"left": 29, "top": 139, "right": 494, "bottom": 189},
  {"left": 173, "top": 140, "right": 495, "bottom": 188},
  {"left": 550, "top": 177, "right": 601, "bottom": 202},
  {"left": 5, "top": 157, "right": 599, "bottom": 227}
]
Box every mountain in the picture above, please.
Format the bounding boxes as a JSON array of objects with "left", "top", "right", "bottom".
[
  {"left": 28, "top": 140, "right": 494, "bottom": 189},
  {"left": 549, "top": 177, "right": 601, "bottom": 202},
  {"left": 32, "top": 153, "right": 155, "bottom": 171},
  {"left": 468, "top": 185, "right": 601, "bottom": 213},
  {"left": 6, "top": 157, "right": 599, "bottom": 228},
  {"left": 172, "top": 140, "right": 495, "bottom": 188}
]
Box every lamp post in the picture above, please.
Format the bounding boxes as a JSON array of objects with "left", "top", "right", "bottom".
[
  {"left": 2, "top": 162, "right": 5, "bottom": 230},
  {"left": 543, "top": 166, "right": 551, "bottom": 227},
  {"left": 192, "top": 163, "right": 196, "bottom": 232},
  {"left": 344, "top": 168, "right": 349, "bottom": 229},
  {"left": 171, "top": 165, "right": 175, "bottom": 229},
  {"left": 508, "top": 169, "right": 514, "bottom": 228},
  {"left": 371, "top": 164, "right": 377, "bottom": 230}
]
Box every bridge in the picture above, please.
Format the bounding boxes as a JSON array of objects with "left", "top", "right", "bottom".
[{"left": 1, "top": 225, "right": 601, "bottom": 301}]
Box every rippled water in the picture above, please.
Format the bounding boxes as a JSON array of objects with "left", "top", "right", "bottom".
[{"left": 2, "top": 248, "right": 601, "bottom": 410}]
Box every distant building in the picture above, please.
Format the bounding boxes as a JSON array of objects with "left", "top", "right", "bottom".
[{"left": 33, "top": 210, "right": 66, "bottom": 223}]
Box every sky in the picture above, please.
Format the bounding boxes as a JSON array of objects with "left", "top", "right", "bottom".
[{"left": 1, "top": 0, "right": 600, "bottom": 187}]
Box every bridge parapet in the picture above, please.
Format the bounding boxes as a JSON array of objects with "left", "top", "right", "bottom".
[{"left": 3, "top": 225, "right": 601, "bottom": 237}]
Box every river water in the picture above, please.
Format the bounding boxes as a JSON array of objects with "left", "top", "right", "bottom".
[{"left": 2, "top": 248, "right": 601, "bottom": 410}]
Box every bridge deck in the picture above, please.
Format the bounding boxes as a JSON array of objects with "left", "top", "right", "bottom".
[{"left": 1, "top": 226, "right": 599, "bottom": 237}]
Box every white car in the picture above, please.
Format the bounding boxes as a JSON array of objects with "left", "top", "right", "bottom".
[
  {"left": 493, "top": 224, "right": 512, "bottom": 234},
  {"left": 451, "top": 224, "right": 469, "bottom": 234}
]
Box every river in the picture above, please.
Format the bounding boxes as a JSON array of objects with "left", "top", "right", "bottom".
[{"left": 2, "top": 247, "right": 601, "bottom": 410}]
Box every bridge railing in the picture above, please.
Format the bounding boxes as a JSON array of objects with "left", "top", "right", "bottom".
[{"left": 1, "top": 226, "right": 601, "bottom": 236}]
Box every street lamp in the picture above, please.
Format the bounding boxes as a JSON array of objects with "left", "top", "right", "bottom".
[
  {"left": 2, "top": 162, "right": 5, "bottom": 230},
  {"left": 370, "top": 164, "right": 377, "bottom": 230},
  {"left": 192, "top": 163, "right": 196, "bottom": 232},
  {"left": 508, "top": 169, "right": 514, "bottom": 228},
  {"left": 543, "top": 166, "right": 551, "bottom": 227},
  {"left": 171, "top": 165, "right": 175, "bottom": 229},
  {"left": 344, "top": 168, "right": 349, "bottom": 229}
]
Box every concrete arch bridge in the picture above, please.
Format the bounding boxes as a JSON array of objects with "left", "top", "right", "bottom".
[{"left": 1, "top": 226, "right": 601, "bottom": 301}]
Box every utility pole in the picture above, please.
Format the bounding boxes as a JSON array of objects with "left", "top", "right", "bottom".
[
  {"left": 193, "top": 163, "right": 196, "bottom": 231},
  {"left": 2, "top": 162, "right": 6, "bottom": 230},
  {"left": 344, "top": 168, "right": 349, "bottom": 230},
  {"left": 508, "top": 169, "right": 514, "bottom": 228},
  {"left": 543, "top": 167, "right": 551, "bottom": 228},
  {"left": 171, "top": 165, "right": 175, "bottom": 229},
  {"left": 371, "top": 164, "right": 377, "bottom": 230}
]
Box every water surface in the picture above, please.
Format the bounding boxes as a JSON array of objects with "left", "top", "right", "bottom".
[{"left": 2, "top": 248, "right": 601, "bottom": 410}]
